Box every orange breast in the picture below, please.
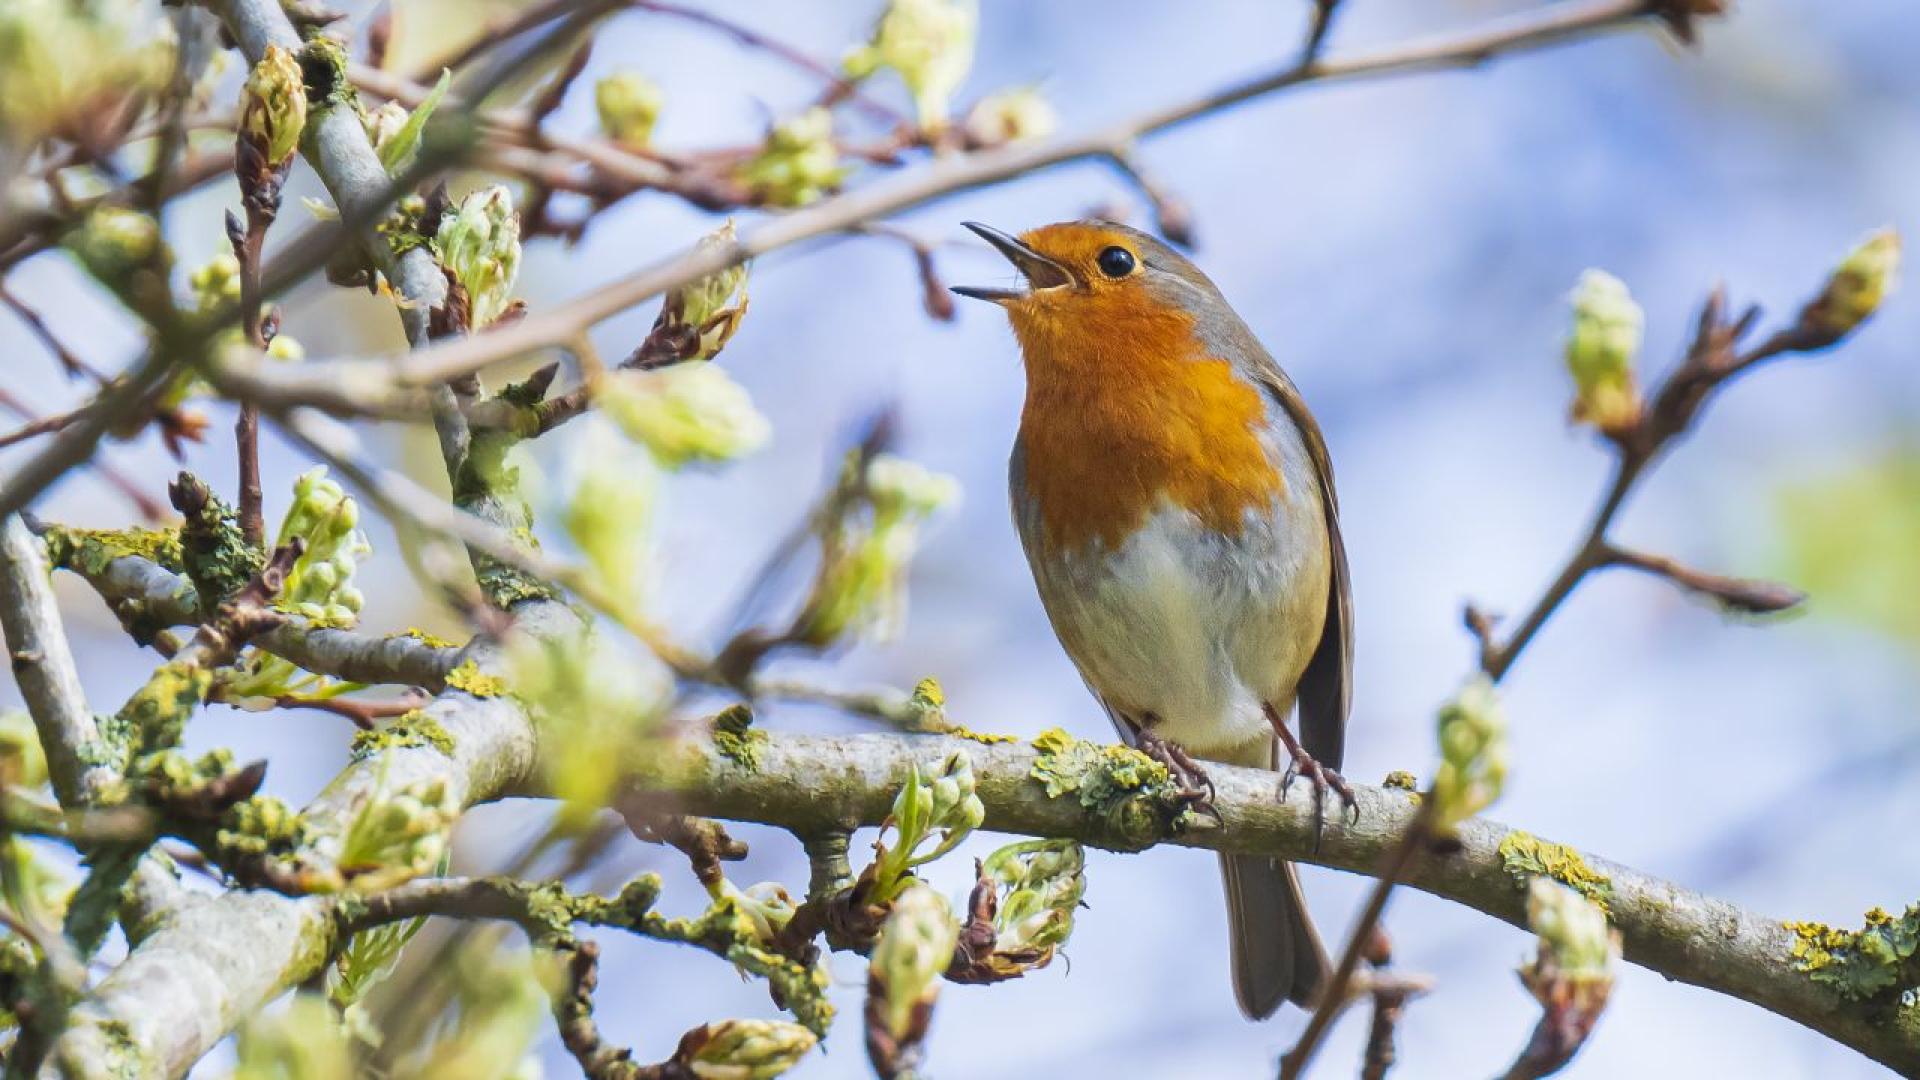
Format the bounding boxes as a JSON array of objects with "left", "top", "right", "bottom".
[{"left": 1013, "top": 294, "right": 1284, "bottom": 552}]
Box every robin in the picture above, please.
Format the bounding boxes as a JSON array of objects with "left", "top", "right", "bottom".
[{"left": 954, "top": 220, "right": 1353, "bottom": 1016}]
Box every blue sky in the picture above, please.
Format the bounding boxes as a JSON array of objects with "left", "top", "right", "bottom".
[{"left": 4, "top": 2, "right": 1917, "bottom": 1076}]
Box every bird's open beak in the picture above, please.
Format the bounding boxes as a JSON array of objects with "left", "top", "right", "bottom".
[{"left": 952, "top": 221, "right": 1074, "bottom": 303}]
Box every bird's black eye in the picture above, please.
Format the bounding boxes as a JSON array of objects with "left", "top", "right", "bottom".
[{"left": 1096, "top": 246, "right": 1136, "bottom": 278}]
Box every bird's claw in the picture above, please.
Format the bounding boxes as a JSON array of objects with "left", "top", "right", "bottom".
[
  {"left": 1135, "top": 731, "right": 1221, "bottom": 823},
  {"left": 1280, "top": 745, "right": 1357, "bottom": 851}
]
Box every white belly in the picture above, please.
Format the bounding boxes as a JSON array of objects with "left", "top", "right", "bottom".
[{"left": 1027, "top": 496, "right": 1329, "bottom": 763}]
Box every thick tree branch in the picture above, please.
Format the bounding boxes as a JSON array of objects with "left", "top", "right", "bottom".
[
  {"left": 0, "top": 518, "right": 116, "bottom": 807},
  {"left": 39, "top": 601, "right": 570, "bottom": 1079},
  {"left": 35, "top": 625, "right": 1912, "bottom": 1080},
  {"left": 637, "top": 732, "right": 1919, "bottom": 1075}
]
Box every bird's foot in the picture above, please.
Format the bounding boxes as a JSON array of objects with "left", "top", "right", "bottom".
[
  {"left": 1134, "top": 730, "right": 1220, "bottom": 822},
  {"left": 1268, "top": 716, "right": 1357, "bottom": 851}
]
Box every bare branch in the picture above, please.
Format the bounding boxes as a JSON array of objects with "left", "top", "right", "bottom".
[
  {"left": 212, "top": 0, "right": 1684, "bottom": 416},
  {"left": 0, "top": 518, "right": 114, "bottom": 807},
  {"left": 61, "top": 547, "right": 458, "bottom": 691}
]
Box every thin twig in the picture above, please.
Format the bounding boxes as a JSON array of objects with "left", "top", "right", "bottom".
[
  {"left": 1599, "top": 543, "right": 1804, "bottom": 615},
  {"left": 218, "top": 0, "right": 1682, "bottom": 414},
  {"left": 1303, "top": 0, "right": 1346, "bottom": 64},
  {"left": 629, "top": 0, "right": 910, "bottom": 129},
  {"left": 227, "top": 204, "right": 273, "bottom": 548},
  {"left": 0, "top": 403, "right": 81, "bottom": 449},
  {"left": 1281, "top": 805, "right": 1433, "bottom": 1080},
  {"left": 0, "top": 285, "right": 87, "bottom": 378},
  {"left": 272, "top": 405, "right": 710, "bottom": 677},
  {"left": 1357, "top": 930, "right": 1430, "bottom": 1080},
  {"left": 0, "top": 350, "right": 180, "bottom": 520},
  {"left": 1300, "top": 238, "right": 1852, "bottom": 1076},
  {"left": 1103, "top": 148, "right": 1196, "bottom": 247},
  {"left": 1477, "top": 284, "right": 1815, "bottom": 679}
]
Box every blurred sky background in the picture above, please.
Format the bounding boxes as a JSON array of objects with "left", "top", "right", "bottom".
[{"left": 4, "top": 1, "right": 1919, "bottom": 1077}]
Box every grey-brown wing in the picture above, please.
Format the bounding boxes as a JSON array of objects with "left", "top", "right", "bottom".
[{"left": 1255, "top": 367, "right": 1352, "bottom": 770}]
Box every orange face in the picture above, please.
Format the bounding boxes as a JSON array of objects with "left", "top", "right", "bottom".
[{"left": 955, "top": 220, "right": 1285, "bottom": 552}]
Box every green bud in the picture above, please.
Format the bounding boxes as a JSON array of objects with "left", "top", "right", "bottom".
[
  {"left": 595, "top": 70, "right": 665, "bottom": 148},
  {"left": 233, "top": 993, "right": 354, "bottom": 1080},
  {"left": 363, "top": 101, "right": 408, "bottom": 157},
  {"left": 0, "top": 711, "right": 49, "bottom": 790},
  {"left": 964, "top": 86, "right": 1056, "bottom": 144},
  {"left": 736, "top": 108, "right": 849, "bottom": 208},
  {"left": 867, "top": 453, "right": 962, "bottom": 519},
  {"left": 1799, "top": 228, "right": 1900, "bottom": 347},
  {"left": 873, "top": 752, "right": 982, "bottom": 903},
  {"left": 0, "top": 1, "right": 174, "bottom": 152},
  {"left": 416, "top": 944, "right": 554, "bottom": 1080},
  {"left": 1430, "top": 674, "right": 1506, "bottom": 836},
  {"left": 274, "top": 467, "right": 373, "bottom": 621},
  {"left": 869, "top": 882, "right": 957, "bottom": 1042},
  {"left": 67, "top": 206, "right": 161, "bottom": 274},
  {"left": 432, "top": 185, "right": 522, "bottom": 329},
  {"left": 681, "top": 1018, "right": 817, "bottom": 1080},
  {"left": 242, "top": 45, "right": 309, "bottom": 168},
  {"left": 1564, "top": 269, "right": 1643, "bottom": 434},
  {"left": 890, "top": 759, "right": 934, "bottom": 846},
  {"left": 982, "top": 838, "right": 1085, "bottom": 965},
  {"left": 709, "top": 879, "right": 798, "bottom": 947},
  {"left": 508, "top": 628, "right": 670, "bottom": 830},
  {"left": 563, "top": 418, "right": 658, "bottom": 608},
  {"left": 598, "top": 364, "right": 771, "bottom": 469},
  {"left": 370, "top": 71, "right": 449, "bottom": 176},
  {"left": 919, "top": 751, "right": 984, "bottom": 864},
  {"left": 0, "top": 834, "right": 69, "bottom": 930},
  {"left": 339, "top": 775, "right": 458, "bottom": 892},
  {"left": 1521, "top": 877, "right": 1620, "bottom": 1017},
  {"left": 1525, "top": 877, "right": 1617, "bottom": 980},
  {"left": 654, "top": 220, "right": 750, "bottom": 362},
  {"left": 267, "top": 333, "right": 305, "bottom": 362},
  {"left": 189, "top": 253, "right": 242, "bottom": 313},
  {"left": 844, "top": 0, "right": 978, "bottom": 130},
  {"left": 331, "top": 904, "right": 429, "bottom": 1010},
  {"left": 795, "top": 453, "right": 960, "bottom": 646}
]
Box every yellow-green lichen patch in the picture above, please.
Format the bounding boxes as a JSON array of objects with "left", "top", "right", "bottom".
[
  {"left": 475, "top": 562, "right": 558, "bottom": 609},
  {"left": 949, "top": 727, "right": 1018, "bottom": 745},
  {"left": 903, "top": 676, "right": 947, "bottom": 726},
  {"left": 349, "top": 711, "right": 455, "bottom": 760},
  {"left": 213, "top": 794, "right": 332, "bottom": 892},
  {"left": 106, "top": 661, "right": 215, "bottom": 760},
  {"left": 1786, "top": 904, "right": 1920, "bottom": 1001},
  {"left": 94, "top": 1018, "right": 146, "bottom": 1079},
  {"left": 1498, "top": 830, "right": 1612, "bottom": 914},
  {"left": 175, "top": 477, "right": 265, "bottom": 609},
  {"left": 711, "top": 705, "right": 766, "bottom": 771},
  {"left": 43, "top": 524, "right": 185, "bottom": 578},
  {"left": 444, "top": 660, "right": 507, "bottom": 698},
  {"left": 1029, "top": 728, "right": 1184, "bottom": 849},
  {"left": 389, "top": 627, "right": 457, "bottom": 650},
  {"left": 1382, "top": 770, "right": 1419, "bottom": 791}
]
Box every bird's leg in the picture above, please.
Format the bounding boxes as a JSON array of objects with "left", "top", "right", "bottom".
[
  {"left": 1131, "top": 717, "right": 1219, "bottom": 821},
  {"left": 1264, "top": 703, "right": 1357, "bottom": 849}
]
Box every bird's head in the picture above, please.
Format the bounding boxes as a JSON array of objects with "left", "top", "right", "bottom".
[{"left": 953, "top": 220, "right": 1228, "bottom": 369}]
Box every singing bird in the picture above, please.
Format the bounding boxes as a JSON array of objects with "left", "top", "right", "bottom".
[{"left": 954, "top": 220, "right": 1353, "bottom": 1016}]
